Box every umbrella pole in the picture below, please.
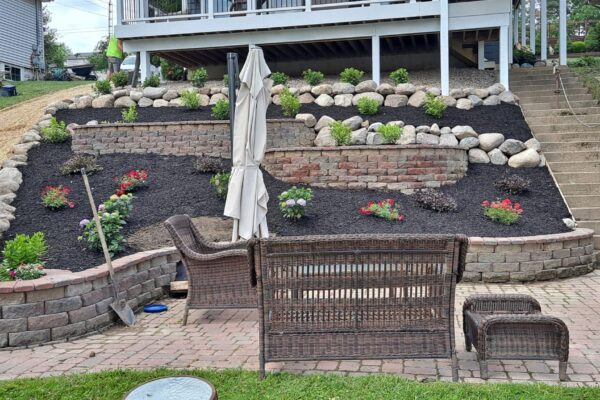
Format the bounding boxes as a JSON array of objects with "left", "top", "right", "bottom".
[
  {"left": 226, "top": 52, "right": 239, "bottom": 160},
  {"left": 232, "top": 220, "right": 239, "bottom": 242}
]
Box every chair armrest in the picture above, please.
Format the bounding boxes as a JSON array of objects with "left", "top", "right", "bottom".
[
  {"left": 463, "top": 294, "right": 541, "bottom": 315},
  {"left": 180, "top": 247, "right": 248, "bottom": 262}
]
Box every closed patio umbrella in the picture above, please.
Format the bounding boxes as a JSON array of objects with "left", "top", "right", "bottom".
[{"left": 224, "top": 46, "right": 272, "bottom": 241}]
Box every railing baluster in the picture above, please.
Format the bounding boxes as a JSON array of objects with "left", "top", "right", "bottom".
[{"left": 208, "top": 0, "right": 214, "bottom": 18}]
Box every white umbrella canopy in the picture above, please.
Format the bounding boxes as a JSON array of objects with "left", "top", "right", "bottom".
[{"left": 224, "top": 47, "right": 273, "bottom": 241}]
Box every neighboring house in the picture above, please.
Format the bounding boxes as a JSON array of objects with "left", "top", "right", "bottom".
[
  {"left": 0, "top": 0, "right": 50, "bottom": 81},
  {"left": 66, "top": 52, "right": 95, "bottom": 68},
  {"left": 115, "top": 0, "right": 569, "bottom": 95}
]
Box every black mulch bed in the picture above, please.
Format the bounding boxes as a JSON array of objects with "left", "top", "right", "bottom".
[
  {"left": 1, "top": 140, "right": 570, "bottom": 272},
  {"left": 55, "top": 103, "right": 533, "bottom": 142}
]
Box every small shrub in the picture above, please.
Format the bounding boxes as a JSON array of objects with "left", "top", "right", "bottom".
[
  {"left": 339, "top": 67, "right": 364, "bottom": 86},
  {"left": 60, "top": 154, "right": 102, "bottom": 176},
  {"left": 359, "top": 199, "right": 405, "bottom": 221},
  {"left": 356, "top": 97, "right": 379, "bottom": 115},
  {"left": 210, "top": 171, "right": 231, "bottom": 199},
  {"left": 280, "top": 88, "right": 301, "bottom": 117},
  {"left": 121, "top": 104, "right": 138, "bottom": 123},
  {"left": 329, "top": 121, "right": 352, "bottom": 146},
  {"left": 482, "top": 199, "right": 523, "bottom": 225},
  {"left": 160, "top": 59, "right": 185, "bottom": 81},
  {"left": 79, "top": 212, "right": 126, "bottom": 256},
  {"left": 302, "top": 69, "right": 324, "bottom": 86},
  {"left": 570, "top": 55, "right": 600, "bottom": 68},
  {"left": 271, "top": 72, "right": 289, "bottom": 86},
  {"left": 513, "top": 47, "right": 536, "bottom": 65},
  {"left": 41, "top": 117, "right": 70, "bottom": 143},
  {"left": 115, "top": 169, "right": 148, "bottom": 195},
  {"left": 111, "top": 71, "right": 128, "bottom": 87},
  {"left": 278, "top": 186, "right": 313, "bottom": 220},
  {"left": 223, "top": 74, "right": 229, "bottom": 86},
  {"left": 100, "top": 193, "right": 134, "bottom": 219},
  {"left": 41, "top": 185, "right": 75, "bottom": 210},
  {"left": 211, "top": 99, "right": 230, "bottom": 119},
  {"left": 143, "top": 74, "right": 160, "bottom": 88},
  {"left": 191, "top": 67, "right": 208, "bottom": 87},
  {"left": 413, "top": 189, "right": 457, "bottom": 213},
  {"left": 423, "top": 93, "right": 447, "bottom": 119},
  {"left": 180, "top": 89, "right": 200, "bottom": 110},
  {"left": 571, "top": 41, "right": 587, "bottom": 53},
  {"left": 494, "top": 174, "right": 531, "bottom": 195},
  {"left": 389, "top": 68, "right": 409, "bottom": 84},
  {"left": 95, "top": 79, "right": 111, "bottom": 94},
  {"left": 1, "top": 232, "right": 47, "bottom": 281},
  {"left": 194, "top": 156, "right": 223, "bottom": 173},
  {"left": 377, "top": 123, "right": 402, "bottom": 144}
]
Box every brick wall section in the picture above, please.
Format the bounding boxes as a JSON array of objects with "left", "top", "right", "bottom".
[
  {"left": 262, "top": 145, "right": 469, "bottom": 192},
  {"left": 464, "top": 228, "right": 596, "bottom": 283},
  {"left": 0, "top": 248, "right": 180, "bottom": 348},
  {"left": 70, "top": 120, "right": 316, "bottom": 158}
]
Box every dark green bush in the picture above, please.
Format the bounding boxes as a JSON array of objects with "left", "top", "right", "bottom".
[
  {"left": 180, "top": 89, "right": 200, "bottom": 110},
  {"left": 571, "top": 41, "right": 587, "bottom": 53},
  {"left": 191, "top": 67, "right": 208, "bottom": 87},
  {"left": 339, "top": 67, "right": 364, "bottom": 86},
  {"left": 302, "top": 69, "right": 324, "bottom": 86},
  {"left": 280, "top": 88, "right": 301, "bottom": 117},
  {"left": 376, "top": 123, "right": 402, "bottom": 144},
  {"left": 160, "top": 58, "right": 185, "bottom": 81},
  {"left": 389, "top": 68, "right": 409, "bottom": 84},
  {"left": 356, "top": 97, "right": 379, "bottom": 116},
  {"left": 211, "top": 99, "right": 230, "bottom": 119},
  {"left": 513, "top": 48, "right": 536, "bottom": 65},
  {"left": 271, "top": 72, "right": 289, "bottom": 86},
  {"left": 95, "top": 79, "right": 111, "bottom": 94},
  {"left": 142, "top": 74, "right": 160, "bottom": 88},
  {"left": 111, "top": 71, "right": 128, "bottom": 87},
  {"left": 585, "top": 22, "right": 600, "bottom": 52}
]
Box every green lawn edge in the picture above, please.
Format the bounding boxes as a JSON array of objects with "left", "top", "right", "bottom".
[
  {"left": 0, "top": 368, "right": 598, "bottom": 400},
  {"left": 0, "top": 81, "right": 90, "bottom": 110}
]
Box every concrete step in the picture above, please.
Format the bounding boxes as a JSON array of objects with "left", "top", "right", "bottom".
[
  {"left": 559, "top": 183, "right": 600, "bottom": 195},
  {"left": 571, "top": 207, "right": 600, "bottom": 220},
  {"left": 530, "top": 124, "right": 600, "bottom": 134},
  {"left": 537, "top": 132, "right": 600, "bottom": 142},
  {"left": 565, "top": 195, "right": 600, "bottom": 208},
  {"left": 544, "top": 151, "right": 600, "bottom": 162},
  {"left": 548, "top": 160, "right": 600, "bottom": 172},
  {"left": 554, "top": 172, "right": 600, "bottom": 184},
  {"left": 521, "top": 100, "right": 599, "bottom": 111},
  {"left": 518, "top": 94, "right": 595, "bottom": 104},
  {"left": 526, "top": 115, "right": 600, "bottom": 125},
  {"left": 514, "top": 83, "right": 585, "bottom": 92},
  {"left": 576, "top": 220, "right": 600, "bottom": 233},
  {"left": 595, "top": 236, "right": 600, "bottom": 249},
  {"left": 541, "top": 141, "right": 600, "bottom": 152},
  {"left": 523, "top": 107, "right": 600, "bottom": 118},
  {"left": 511, "top": 67, "right": 571, "bottom": 76},
  {"left": 511, "top": 77, "right": 580, "bottom": 87},
  {"left": 518, "top": 89, "right": 590, "bottom": 100}
]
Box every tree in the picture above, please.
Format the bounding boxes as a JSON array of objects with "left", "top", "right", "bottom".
[
  {"left": 88, "top": 37, "right": 109, "bottom": 72},
  {"left": 43, "top": 6, "right": 70, "bottom": 68}
]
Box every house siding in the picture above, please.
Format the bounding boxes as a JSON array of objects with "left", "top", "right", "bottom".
[{"left": 0, "top": 0, "right": 45, "bottom": 77}]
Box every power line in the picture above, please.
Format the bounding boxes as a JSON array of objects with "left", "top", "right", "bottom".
[{"left": 51, "top": 1, "right": 108, "bottom": 17}]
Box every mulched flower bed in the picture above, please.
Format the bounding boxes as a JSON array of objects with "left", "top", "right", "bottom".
[
  {"left": 0, "top": 140, "right": 570, "bottom": 272},
  {"left": 55, "top": 103, "right": 533, "bottom": 142}
]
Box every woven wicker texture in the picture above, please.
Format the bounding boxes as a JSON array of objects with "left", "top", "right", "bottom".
[
  {"left": 252, "top": 234, "right": 468, "bottom": 381},
  {"left": 165, "top": 215, "right": 257, "bottom": 325}
]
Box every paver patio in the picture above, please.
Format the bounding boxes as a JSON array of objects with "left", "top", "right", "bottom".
[{"left": 1, "top": 270, "right": 599, "bottom": 386}]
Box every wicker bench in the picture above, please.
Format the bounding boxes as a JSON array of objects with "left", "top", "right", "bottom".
[
  {"left": 462, "top": 294, "right": 569, "bottom": 380},
  {"left": 251, "top": 234, "right": 468, "bottom": 381}
]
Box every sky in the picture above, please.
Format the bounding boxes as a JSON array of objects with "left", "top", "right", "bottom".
[{"left": 46, "top": 0, "right": 115, "bottom": 54}]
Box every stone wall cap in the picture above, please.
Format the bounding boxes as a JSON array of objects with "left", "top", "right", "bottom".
[
  {"left": 71, "top": 119, "right": 301, "bottom": 131},
  {"left": 265, "top": 144, "right": 464, "bottom": 153}
]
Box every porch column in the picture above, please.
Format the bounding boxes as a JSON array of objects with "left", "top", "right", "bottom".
[
  {"left": 140, "top": 50, "right": 151, "bottom": 82},
  {"left": 500, "top": 25, "right": 509, "bottom": 90},
  {"left": 513, "top": 7, "right": 519, "bottom": 45},
  {"left": 559, "top": 0, "right": 567, "bottom": 65},
  {"left": 530, "top": 0, "right": 536, "bottom": 54},
  {"left": 541, "top": 0, "right": 547, "bottom": 60},
  {"left": 440, "top": 0, "right": 449, "bottom": 96},
  {"left": 509, "top": 8, "right": 514, "bottom": 62},
  {"left": 521, "top": 0, "right": 526, "bottom": 45},
  {"left": 478, "top": 41, "right": 485, "bottom": 70},
  {"left": 372, "top": 35, "right": 380, "bottom": 84}
]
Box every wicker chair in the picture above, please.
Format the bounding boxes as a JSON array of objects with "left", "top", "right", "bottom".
[
  {"left": 164, "top": 215, "right": 257, "bottom": 325},
  {"left": 251, "top": 234, "right": 468, "bottom": 381}
]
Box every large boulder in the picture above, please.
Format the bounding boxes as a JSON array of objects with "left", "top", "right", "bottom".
[
  {"left": 74, "top": 95, "right": 93, "bottom": 109},
  {"left": 311, "top": 84, "right": 333, "bottom": 96},
  {"left": 209, "top": 93, "right": 227, "bottom": 105},
  {"left": 351, "top": 128, "right": 368, "bottom": 145},
  {"left": 416, "top": 125, "right": 430, "bottom": 134},
  {"left": 114, "top": 96, "right": 136, "bottom": 108},
  {"left": 142, "top": 86, "right": 167, "bottom": 100},
  {"left": 376, "top": 83, "right": 395, "bottom": 95},
  {"left": 169, "top": 98, "right": 183, "bottom": 107},
  {"left": 198, "top": 94, "right": 210, "bottom": 106},
  {"left": 355, "top": 80, "right": 378, "bottom": 93},
  {"left": 468, "top": 148, "right": 490, "bottom": 164},
  {"left": 367, "top": 131, "right": 384, "bottom": 145},
  {"left": 0, "top": 168, "right": 22, "bottom": 194},
  {"left": 483, "top": 95, "right": 501, "bottom": 106},
  {"left": 397, "top": 125, "right": 416, "bottom": 144},
  {"left": 295, "top": 113, "right": 317, "bottom": 128},
  {"left": 91, "top": 94, "right": 114, "bottom": 108},
  {"left": 439, "top": 133, "right": 458, "bottom": 146},
  {"left": 130, "top": 90, "right": 144, "bottom": 102},
  {"left": 460, "top": 136, "right": 480, "bottom": 149},
  {"left": 499, "top": 139, "right": 526, "bottom": 155},
  {"left": 314, "top": 94, "right": 334, "bottom": 107},
  {"left": 314, "top": 127, "right": 336, "bottom": 147},
  {"left": 452, "top": 125, "right": 478, "bottom": 139},
  {"left": 416, "top": 132, "right": 440, "bottom": 145},
  {"left": 298, "top": 93, "right": 315, "bottom": 104},
  {"left": 315, "top": 115, "right": 335, "bottom": 131},
  {"left": 138, "top": 97, "right": 154, "bottom": 108},
  {"left": 384, "top": 94, "right": 408, "bottom": 107},
  {"left": 334, "top": 94, "right": 353, "bottom": 107},
  {"left": 153, "top": 99, "right": 169, "bottom": 108},
  {"left": 486, "top": 83, "right": 505, "bottom": 96},
  {"left": 499, "top": 90, "right": 517, "bottom": 104},
  {"left": 488, "top": 149, "right": 508, "bottom": 165},
  {"left": 163, "top": 89, "right": 179, "bottom": 101},
  {"left": 427, "top": 87, "right": 442, "bottom": 96},
  {"left": 508, "top": 149, "right": 541, "bottom": 168},
  {"left": 430, "top": 123, "right": 441, "bottom": 136},
  {"left": 449, "top": 89, "right": 466, "bottom": 99},
  {"left": 271, "top": 84, "right": 286, "bottom": 95},
  {"left": 395, "top": 83, "right": 416, "bottom": 96},
  {"left": 48, "top": 101, "right": 69, "bottom": 110},
  {"left": 525, "top": 138, "right": 542, "bottom": 152},
  {"left": 468, "top": 95, "right": 483, "bottom": 107},
  {"left": 473, "top": 88, "right": 489, "bottom": 99},
  {"left": 332, "top": 82, "right": 355, "bottom": 95},
  {"left": 441, "top": 96, "right": 457, "bottom": 107},
  {"left": 456, "top": 98, "right": 473, "bottom": 110},
  {"left": 112, "top": 89, "right": 128, "bottom": 99},
  {"left": 343, "top": 116, "right": 363, "bottom": 130},
  {"left": 407, "top": 91, "right": 427, "bottom": 107},
  {"left": 478, "top": 133, "right": 505, "bottom": 151},
  {"left": 352, "top": 92, "right": 384, "bottom": 106}
]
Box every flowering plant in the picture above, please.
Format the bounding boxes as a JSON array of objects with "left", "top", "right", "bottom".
[
  {"left": 41, "top": 185, "right": 75, "bottom": 210},
  {"left": 0, "top": 232, "right": 47, "bottom": 281},
  {"left": 101, "top": 194, "right": 134, "bottom": 219},
  {"left": 79, "top": 212, "right": 126, "bottom": 256},
  {"left": 210, "top": 171, "right": 231, "bottom": 199},
  {"left": 359, "top": 199, "right": 405, "bottom": 221},
  {"left": 482, "top": 198, "right": 523, "bottom": 225},
  {"left": 114, "top": 169, "right": 148, "bottom": 195},
  {"left": 278, "top": 186, "right": 313, "bottom": 220}
]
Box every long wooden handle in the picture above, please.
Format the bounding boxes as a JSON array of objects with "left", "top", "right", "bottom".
[{"left": 81, "top": 168, "right": 119, "bottom": 295}]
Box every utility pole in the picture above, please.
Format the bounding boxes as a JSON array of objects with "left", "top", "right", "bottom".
[{"left": 108, "top": 0, "right": 113, "bottom": 37}]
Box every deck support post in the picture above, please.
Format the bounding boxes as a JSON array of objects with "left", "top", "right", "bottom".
[
  {"left": 541, "top": 0, "right": 547, "bottom": 60},
  {"left": 521, "top": 0, "right": 526, "bottom": 46},
  {"left": 500, "top": 24, "right": 509, "bottom": 91},
  {"left": 372, "top": 35, "right": 380, "bottom": 85},
  {"left": 530, "top": 0, "right": 536, "bottom": 54},
  {"left": 559, "top": 0, "right": 567, "bottom": 65},
  {"left": 513, "top": 6, "right": 519, "bottom": 45},
  {"left": 139, "top": 50, "right": 151, "bottom": 82},
  {"left": 440, "top": 0, "right": 449, "bottom": 96},
  {"left": 478, "top": 40, "right": 485, "bottom": 70}
]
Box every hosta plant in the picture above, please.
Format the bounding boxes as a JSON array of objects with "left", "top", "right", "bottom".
[
  {"left": 482, "top": 198, "right": 523, "bottom": 225},
  {"left": 0, "top": 232, "right": 47, "bottom": 281},
  {"left": 41, "top": 185, "right": 75, "bottom": 210},
  {"left": 115, "top": 169, "right": 148, "bottom": 195},
  {"left": 278, "top": 186, "right": 313, "bottom": 220},
  {"left": 210, "top": 171, "right": 231, "bottom": 199},
  {"left": 100, "top": 194, "right": 134, "bottom": 219},
  {"left": 79, "top": 212, "right": 126, "bottom": 256},
  {"left": 359, "top": 199, "right": 405, "bottom": 221}
]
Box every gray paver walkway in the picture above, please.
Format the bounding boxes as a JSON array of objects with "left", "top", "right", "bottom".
[{"left": 1, "top": 271, "right": 599, "bottom": 386}]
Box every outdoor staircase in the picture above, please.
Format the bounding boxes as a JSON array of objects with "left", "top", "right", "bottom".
[{"left": 511, "top": 66, "right": 600, "bottom": 249}]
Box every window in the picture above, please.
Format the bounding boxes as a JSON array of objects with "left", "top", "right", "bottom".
[{"left": 4, "top": 65, "right": 21, "bottom": 81}]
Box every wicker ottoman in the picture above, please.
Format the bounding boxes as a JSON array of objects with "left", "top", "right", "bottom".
[{"left": 462, "top": 294, "right": 569, "bottom": 381}]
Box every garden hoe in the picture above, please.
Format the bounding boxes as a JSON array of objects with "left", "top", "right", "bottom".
[{"left": 81, "top": 168, "right": 136, "bottom": 326}]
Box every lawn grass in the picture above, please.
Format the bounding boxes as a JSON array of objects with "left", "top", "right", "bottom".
[
  {"left": 0, "top": 369, "right": 598, "bottom": 400},
  {"left": 0, "top": 81, "right": 90, "bottom": 110}
]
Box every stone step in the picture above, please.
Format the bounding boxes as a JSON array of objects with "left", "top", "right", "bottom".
[
  {"left": 548, "top": 160, "right": 600, "bottom": 172},
  {"left": 523, "top": 107, "right": 600, "bottom": 118},
  {"left": 544, "top": 150, "right": 600, "bottom": 162},
  {"left": 530, "top": 124, "right": 600, "bottom": 134},
  {"left": 514, "top": 83, "right": 585, "bottom": 92},
  {"left": 595, "top": 235, "right": 600, "bottom": 249},
  {"left": 571, "top": 207, "right": 600, "bottom": 220},
  {"left": 537, "top": 132, "right": 600, "bottom": 142},
  {"left": 542, "top": 141, "right": 600, "bottom": 152},
  {"left": 565, "top": 195, "right": 600, "bottom": 208},
  {"left": 518, "top": 88, "right": 590, "bottom": 100},
  {"left": 554, "top": 172, "right": 600, "bottom": 184},
  {"left": 510, "top": 67, "right": 569, "bottom": 76},
  {"left": 577, "top": 220, "right": 600, "bottom": 233},
  {"left": 511, "top": 77, "right": 580, "bottom": 87},
  {"left": 518, "top": 94, "right": 595, "bottom": 104},
  {"left": 559, "top": 182, "right": 600, "bottom": 195},
  {"left": 526, "top": 115, "right": 600, "bottom": 125},
  {"left": 521, "top": 100, "right": 599, "bottom": 111}
]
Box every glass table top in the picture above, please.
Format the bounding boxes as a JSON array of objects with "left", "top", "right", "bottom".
[{"left": 125, "top": 376, "right": 216, "bottom": 400}]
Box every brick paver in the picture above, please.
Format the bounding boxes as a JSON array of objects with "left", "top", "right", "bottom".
[{"left": 1, "top": 271, "right": 599, "bottom": 386}]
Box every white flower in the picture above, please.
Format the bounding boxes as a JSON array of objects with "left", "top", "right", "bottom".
[
  {"left": 297, "top": 199, "right": 307, "bottom": 207},
  {"left": 285, "top": 199, "right": 296, "bottom": 207}
]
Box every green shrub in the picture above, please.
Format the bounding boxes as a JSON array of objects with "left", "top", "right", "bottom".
[
  {"left": 41, "top": 117, "right": 70, "bottom": 143},
  {"left": 585, "top": 22, "right": 600, "bottom": 52},
  {"left": 142, "top": 74, "right": 160, "bottom": 88},
  {"left": 280, "top": 88, "right": 301, "bottom": 117},
  {"left": 60, "top": 154, "right": 102, "bottom": 176},
  {"left": 271, "top": 72, "right": 289, "bottom": 86},
  {"left": 356, "top": 97, "right": 379, "bottom": 115},
  {"left": 571, "top": 41, "right": 587, "bottom": 53},
  {"left": 111, "top": 71, "right": 128, "bottom": 87},
  {"left": 339, "top": 67, "right": 364, "bottom": 86},
  {"left": 302, "top": 69, "right": 324, "bottom": 86},
  {"left": 223, "top": 74, "right": 229, "bottom": 86},
  {"left": 278, "top": 186, "right": 313, "bottom": 220},
  {"left": 377, "top": 123, "right": 402, "bottom": 144},
  {"left": 210, "top": 171, "right": 231, "bottom": 199},
  {"left": 101, "top": 193, "right": 134, "bottom": 219},
  {"left": 329, "top": 121, "right": 352, "bottom": 146},
  {"left": 121, "top": 104, "right": 138, "bottom": 123},
  {"left": 423, "top": 93, "right": 447, "bottom": 119},
  {"left": 180, "top": 89, "right": 200, "bottom": 110},
  {"left": 1, "top": 232, "right": 47, "bottom": 272},
  {"left": 570, "top": 55, "right": 600, "bottom": 68},
  {"left": 389, "top": 68, "right": 409, "bottom": 84},
  {"left": 79, "top": 212, "right": 126, "bottom": 257},
  {"left": 160, "top": 58, "right": 185, "bottom": 81},
  {"left": 513, "top": 47, "right": 536, "bottom": 65},
  {"left": 95, "top": 79, "right": 111, "bottom": 94},
  {"left": 191, "top": 67, "right": 208, "bottom": 87},
  {"left": 211, "top": 99, "right": 230, "bottom": 119}
]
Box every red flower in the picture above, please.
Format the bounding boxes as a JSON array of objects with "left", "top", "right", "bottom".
[
  {"left": 398, "top": 214, "right": 405, "bottom": 221},
  {"left": 482, "top": 200, "right": 490, "bottom": 207}
]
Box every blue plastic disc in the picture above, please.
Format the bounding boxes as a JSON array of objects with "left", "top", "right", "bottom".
[{"left": 143, "top": 304, "right": 168, "bottom": 313}]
